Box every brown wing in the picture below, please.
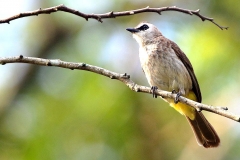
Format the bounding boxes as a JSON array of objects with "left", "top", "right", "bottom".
[{"left": 170, "top": 41, "right": 202, "bottom": 103}]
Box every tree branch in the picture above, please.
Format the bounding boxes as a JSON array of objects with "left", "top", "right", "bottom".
[
  {"left": 0, "top": 55, "right": 238, "bottom": 122},
  {"left": 0, "top": 4, "right": 228, "bottom": 30}
]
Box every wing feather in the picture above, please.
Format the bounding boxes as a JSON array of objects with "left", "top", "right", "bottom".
[{"left": 170, "top": 41, "right": 202, "bottom": 102}]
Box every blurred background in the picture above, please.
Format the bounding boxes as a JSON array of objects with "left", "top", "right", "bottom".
[{"left": 0, "top": 0, "right": 240, "bottom": 159}]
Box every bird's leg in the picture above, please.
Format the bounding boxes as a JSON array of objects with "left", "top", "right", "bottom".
[
  {"left": 172, "top": 90, "right": 181, "bottom": 104},
  {"left": 151, "top": 86, "right": 158, "bottom": 98}
]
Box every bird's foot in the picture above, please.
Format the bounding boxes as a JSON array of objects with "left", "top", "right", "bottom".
[
  {"left": 172, "top": 90, "right": 181, "bottom": 104},
  {"left": 151, "top": 86, "right": 158, "bottom": 98}
]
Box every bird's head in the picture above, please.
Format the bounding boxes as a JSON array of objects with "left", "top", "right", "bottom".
[{"left": 126, "top": 22, "right": 162, "bottom": 45}]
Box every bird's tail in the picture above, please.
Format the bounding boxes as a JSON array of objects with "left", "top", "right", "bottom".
[
  {"left": 186, "top": 111, "right": 220, "bottom": 148},
  {"left": 167, "top": 91, "right": 220, "bottom": 148}
]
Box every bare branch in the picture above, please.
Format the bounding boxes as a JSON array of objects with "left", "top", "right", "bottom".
[
  {"left": 0, "top": 55, "right": 238, "bottom": 122},
  {"left": 0, "top": 4, "right": 228, "bottom": 30}
]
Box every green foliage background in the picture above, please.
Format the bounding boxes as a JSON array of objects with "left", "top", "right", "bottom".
[{"left": 0, "top": 0, "right": 240, "bottom": 160}]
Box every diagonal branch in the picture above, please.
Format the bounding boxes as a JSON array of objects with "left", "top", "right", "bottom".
[
  {"left": 0, "top": 4, "right": 228, "bottom": 30},
  {"left": 0, "top": 55, "right": 238, "bottom": 122}
]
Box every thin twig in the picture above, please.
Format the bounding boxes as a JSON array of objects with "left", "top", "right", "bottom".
[
  {"left": 0, "top": 55, "right": 238, "bottom": 122},
  {"left": 0, "top": 4, "right": 228, "bottom": 30}
]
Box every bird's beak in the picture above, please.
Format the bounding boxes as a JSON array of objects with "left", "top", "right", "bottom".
[{"left": 126, "top": 28, "right": 139, "bottom": 33}]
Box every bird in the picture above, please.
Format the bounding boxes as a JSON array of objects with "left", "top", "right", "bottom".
[{"left": 126, "top": 22, "right": 220, "bottom": 148}]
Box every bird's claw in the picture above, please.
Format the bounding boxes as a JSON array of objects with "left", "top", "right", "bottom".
[
  {"left": 151, "top": 86, "right": 158, "bottom": 98},
  {"left": 172, "top": 90, "right": 181, "bottom": 104}
]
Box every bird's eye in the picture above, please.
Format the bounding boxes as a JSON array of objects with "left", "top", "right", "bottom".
[{"left": 138, "top": 24, "right": 149, "bottom": 31}]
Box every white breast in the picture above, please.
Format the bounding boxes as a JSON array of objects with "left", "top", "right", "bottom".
[
  {"left": 138, "top": 43, "right": 192, "bottom": 95},
  {"left": 139, "top": 44, "right": 157, "bottom": 66},
  {"left": 138, "top": 44, "right": 158, "bottom": 87}
]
